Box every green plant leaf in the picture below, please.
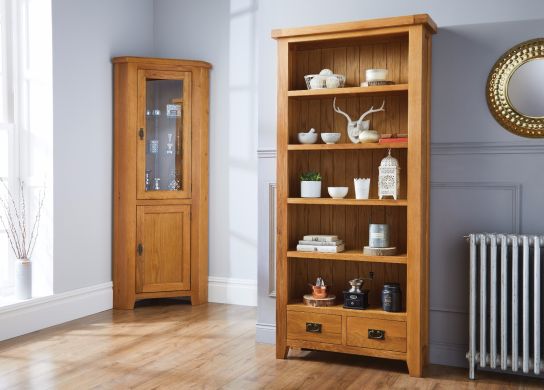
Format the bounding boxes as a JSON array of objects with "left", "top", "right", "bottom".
[{"left": 300, "top": 171, "right": 322, "bottom": 181}]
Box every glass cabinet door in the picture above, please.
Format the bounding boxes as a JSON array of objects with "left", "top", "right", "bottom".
[{"left": 137, "top": 70, "right": 191, "bottom": 199}]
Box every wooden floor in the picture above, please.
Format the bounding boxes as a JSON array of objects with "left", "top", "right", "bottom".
[{"left": 0, "top": 301, "right": 542, "bottom": 389}]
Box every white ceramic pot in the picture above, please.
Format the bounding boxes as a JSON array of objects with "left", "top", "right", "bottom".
[
  {"left": 354, "top": 178, "right": 371, "bottom": 199},
  {"left": 301, "top": 181, "right": 321, "bottom": 198},
  {"left": 15, "top": 259, "right": 32, "bottom": 300}
]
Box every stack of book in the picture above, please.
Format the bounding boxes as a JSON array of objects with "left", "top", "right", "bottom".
[
  {"left": 379, "top": 133, "right": 408, "bottom": 144},
  {"left": 296, "top": 235, "right": 345, "bottom": 253}
]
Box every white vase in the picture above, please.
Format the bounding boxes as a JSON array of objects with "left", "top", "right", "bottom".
[
  {"left": 15, "top": 259, "right": 32, "bottom": 300},
  {"left": 354, "top": 178, "right": 371, "bottom": 199},
  {"left": 301, "top": 181, "right": 321, "bottom": 198}
]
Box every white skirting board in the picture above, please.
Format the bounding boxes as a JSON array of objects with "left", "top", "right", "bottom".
[
  {"left": 0, "top": 282, "right": 112, "bottom": 342},
  {"left": 256, "top": 322, "right": 275, "bottom": 344},
  {"left": 208, "top": 276, "right": 257, "bottom": 307}
]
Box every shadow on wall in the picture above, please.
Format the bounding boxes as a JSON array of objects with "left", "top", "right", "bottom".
[{"left": 224, "top": 0, "right": 259, "bottom": 281}]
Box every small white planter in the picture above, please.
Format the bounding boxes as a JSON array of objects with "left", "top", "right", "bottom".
[
  {"left": 301, "top": 181, "right": 321, "bottom": 198},
  {"left": 15, "top": 259, "right": 32, "bottom": 300}
]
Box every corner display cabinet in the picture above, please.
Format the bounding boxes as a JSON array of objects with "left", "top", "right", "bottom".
[
  {"left": 112, "top": 57, "right": 210, "bottom": 309},
  {"left": 272, "top": 15, "right": 436, "bottom": 376}
]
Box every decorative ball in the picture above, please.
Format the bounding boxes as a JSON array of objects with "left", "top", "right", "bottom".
[
  {"left": 326, "top": 76, "right": 340, "bottom": 88},
  {"left": 319, "top": 69, "right": 333, "bottom": 76},
  {"left": 310, "top": 76, "right": 324, "bottom": 89}
]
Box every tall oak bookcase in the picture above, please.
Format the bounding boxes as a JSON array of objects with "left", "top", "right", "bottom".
[{"left": 272, "top": 15, "right": 436, "bottom": 377}]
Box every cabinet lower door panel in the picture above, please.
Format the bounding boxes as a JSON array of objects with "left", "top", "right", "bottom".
[{"left": 136, "top": 205, "right": 191, "bottom": 293}]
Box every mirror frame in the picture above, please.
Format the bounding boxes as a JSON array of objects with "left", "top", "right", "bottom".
[{"left": 486, "top": 38, "right": 544, "bottom": 138}]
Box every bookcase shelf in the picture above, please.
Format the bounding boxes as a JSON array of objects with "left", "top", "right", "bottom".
[
  {"left": 287, "top": 249, "right": 408, "bottom": 264},
  {"left": 273, "top": 14, "right": 435, "bottom": 377},
  {"left": 288, "top": 142, "right": 407, "bottom": 151},
  {"left": 287, "top": 302, "right": 407, "bottom": 321},
  {"left": 287, "top": 84, "right": 408, "bottom": 98},
  {"left": 287, "top": 198, "right": 407, "bottom": 206}
]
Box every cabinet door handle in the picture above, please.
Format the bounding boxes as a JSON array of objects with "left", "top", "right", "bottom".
[
  {"left": 137, "top": 243, "right": 143, "bottom": 256},
  {"left": 306, "top": 322, "right": 322, "bottom": 333},
  {"left": 138, "top": 128, "right": 144, "bottom": 140},
  {"left": 368, "top": 329, "right": 385, "bottom": 340}
]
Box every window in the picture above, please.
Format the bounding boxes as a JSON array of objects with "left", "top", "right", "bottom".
[{"left": 0, "top": 0, "right": 52, "bottom": 301}]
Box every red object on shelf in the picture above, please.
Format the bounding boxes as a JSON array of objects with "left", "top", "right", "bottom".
[{"left": 379, "top": 137, "right": 408, "bottom": 143}]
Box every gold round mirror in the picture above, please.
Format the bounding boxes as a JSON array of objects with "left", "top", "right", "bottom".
[{"left": 486, "top": 38, "right": 544, "bottom": 137}]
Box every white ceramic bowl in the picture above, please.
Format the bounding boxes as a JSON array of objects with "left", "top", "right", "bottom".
[
  {"left": 298, "top": 132, "right": 318, "bottom": 144},
  {"left": 327, "top": 186, "right": 349, "bottom": 199},
  {"left": 366, "top": 68, "right": 388, "bottom": 82},
  {"left": 321, "top": 132, "right": 341, "bottom": 144}
]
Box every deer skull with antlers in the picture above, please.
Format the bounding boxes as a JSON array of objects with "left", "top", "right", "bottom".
[{"left": 333, "top": 98, "right": 386, "bottom": 143}]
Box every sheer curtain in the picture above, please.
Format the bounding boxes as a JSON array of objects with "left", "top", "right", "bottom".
[
  {"left": 0, "top": 0, "right": 52, "bottom": 301},
  {"left": 0, "top": 0, "right": 16, "bottom": 297}
]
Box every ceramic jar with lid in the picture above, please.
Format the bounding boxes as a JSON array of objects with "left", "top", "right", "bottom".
[{"left": 381, "top": 283, "right": 402, "bottom": 312}]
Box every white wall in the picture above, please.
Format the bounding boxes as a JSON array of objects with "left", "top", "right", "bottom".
[
  {"left": 153, "top": 0, "right": 259, "bottom": 283},
  {"left": 51, "top": 0, "right": 154, "bottom": 293}
]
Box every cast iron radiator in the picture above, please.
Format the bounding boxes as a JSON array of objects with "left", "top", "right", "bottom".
[{"left": 467, "top": 233, "right": 544, "bottom": 379}]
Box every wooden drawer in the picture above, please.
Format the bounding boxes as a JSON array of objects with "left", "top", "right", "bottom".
[
  {"left": 287, "top": 311, "right": 342, "bottom": 345},
  {"left": 346, "top": 317, "right": 406, "bottom": 352}
]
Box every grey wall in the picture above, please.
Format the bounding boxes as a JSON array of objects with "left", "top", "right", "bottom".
[
  {"left": 429, "top": 19, "right": 544, "bottom": 366},
  {"left": 153, "top": 0, "right": 259, "bottom": 282},
  {"left": 256, "top": 0, "right": 544, "bottom": 366},
  {"left": 52, "top": 0, "right": 154, "bottom": 293}
]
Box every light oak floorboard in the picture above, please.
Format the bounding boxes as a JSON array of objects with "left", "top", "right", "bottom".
[{"left": 0, "top": 301, "right": 541, "bottom": 389}]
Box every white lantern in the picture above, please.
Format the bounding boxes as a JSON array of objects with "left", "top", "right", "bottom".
[{"left": 378, "top": 149, "right": 400, "bottom": 200}]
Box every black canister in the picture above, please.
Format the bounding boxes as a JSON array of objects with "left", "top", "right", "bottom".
[{"left": 381, "top": 283, "right": 402, "bottom": 312}]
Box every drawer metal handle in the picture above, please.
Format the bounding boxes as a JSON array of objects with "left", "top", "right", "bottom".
[
  {"left": 306, "top": 322, "right": 322, "bottom": 333},
  {"left": 368, "top": 329, "right": 385, "bottom": 340}
]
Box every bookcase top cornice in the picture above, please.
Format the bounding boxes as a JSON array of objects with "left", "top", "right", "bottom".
[{"left": 271, "top": 14, "right": 437, "bottom": 39}]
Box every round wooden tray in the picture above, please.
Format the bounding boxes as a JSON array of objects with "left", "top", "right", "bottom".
[
  {"left": 303, "top": 294, "right": 336, "bottom": 307},
  {"left": 363, "top": 246, "right": 397, "bottom": 256},
  {"left": 360, "top": 80, "right": 395, "bottom": 87}
]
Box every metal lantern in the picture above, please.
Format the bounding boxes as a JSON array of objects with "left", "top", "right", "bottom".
[{"left": 378, "top": 149, "right": 400, "bottom": 200}]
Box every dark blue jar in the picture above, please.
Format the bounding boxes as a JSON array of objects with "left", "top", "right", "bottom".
[{"left": 381, "top": 283, "right": 402, "bottom": 312}]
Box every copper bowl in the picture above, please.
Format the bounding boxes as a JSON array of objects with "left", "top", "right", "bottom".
[{"left": 312, "top": 285, "right": 328, "bottom": 299}]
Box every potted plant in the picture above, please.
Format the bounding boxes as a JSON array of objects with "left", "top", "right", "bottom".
[
  {"left": 300, "top": 171, "right": 322, "bottom": 198},
  {"left": 0, "top": 180, "right": 44, "bottom": 300}
]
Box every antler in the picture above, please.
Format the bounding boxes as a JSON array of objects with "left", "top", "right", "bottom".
[
  {"left": 333, "top": 97, "right": 353, "bottom": 123},
  {"left": 357, "top": 100, "right": 385, "bottom": 125}
]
